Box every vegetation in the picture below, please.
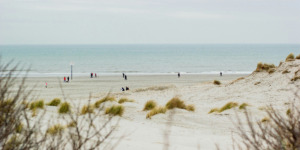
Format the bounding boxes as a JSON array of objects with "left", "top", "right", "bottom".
[
  {"left": 285, "top": 53, "right": 295, "bottom": 62},
  {"left": 239, "top": 103, "right": 249, "bottom": 110},
  {"left": 268, "top": 68, "right": 276, "bottom": 74},
  {"left": 46, "top": 124, "right": 65, "bottom": 136},
  {"left": 165, "top": 97, "right": 186, "bottom": 109},
  {"left": 296, "top": 54, "right": 300, "bottom": 59},
  {"left": 208, "top": 108, "right": 219, "bottom": 114},
  {"left": 94, "top": 96, "right": 115, "bottom": 108},
  {"left": 291, "top": 76, "right": 300, "bottom": 82},
  {"left": 213, "top": 80, "right": 221, "bottom": 85},
  {"left": 209, "top": 102, "right": 238, "bottom": 113},
  {"left": 81, "top": 104, "right": 94, "bottom": 115},
  {"left": 255, "top": 62, "right": 276, "bottom": 72},
  {"left": 29, "top": 100, "right": 44, "bottom": 110},
  {"left": 58, "top": 102, "right": 71, "bottom": 114},
  {"left": 105, "top": 105, "right": 124, "bottom": 116},
  {"left": 118, "top": 98, "right": 134, "bottom": 104},
  {"left": 135, "top": 85, "right": 172, "bottom": 92},
  {"left": 146, "top": 106, "right": 167, "bottom": 119},
  {"left": 47, "top": 98, "right": 61, "bottom": 106},
  {"left": 282, "top": 69, "right": 290, "bottom": 74},
  {"left": 186, "top": 104, "right": 195, "bottom": 112},
  {"left": 143, "top": 100, "right": 157, "bottom": 111}
]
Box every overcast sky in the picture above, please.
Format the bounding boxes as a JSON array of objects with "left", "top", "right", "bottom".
[{"left": 0, "top": 0, "right": 299, "bottom": 45}]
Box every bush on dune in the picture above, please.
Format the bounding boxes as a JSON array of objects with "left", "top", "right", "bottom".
[
  {"left": 143, "top": 100, "right": 157, "bottom": 111},
  {"left": 285, "top": 53, "right": 295, "bottom": 62},
  {"left": 255, "top": 62, "right": 276, "bottom": 72},
  {"left": 94, "top": 96, "right": 116, "bottom": 108},
  {"left": 146, "top": 106, "right": 167, "bottom": 119},
  {"left": 105, "top": 105, "right": 124, "bottom": 116},
  {"left": 118, "top": 98, "right": 134, "bottom": 104},
  {"left": 47, "top": 124, "right": 65, "bottom": 136},
  {"left": 239, "top": 103, "right": 249, "bottom": 110},
  {"left": 29, "top": 100, "right": 44, "bottom": 110},
  {"left": 165, "top": 97, "right": 186, "bottom": 109},
  {"left": 213, "top": 80, "right": 221, "bottom": 85},
  {"left": 81, "top": 104, "right": 94, "bottom": 115},
  {"left": 209, "top": 102, "right": 238, "bottom": 114},
  {"left": 58, "top": 102, "right": 71, "bottom": 114}
]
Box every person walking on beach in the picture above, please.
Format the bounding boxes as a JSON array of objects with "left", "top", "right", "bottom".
[
  {"left": 95, "top": 73, "right": 97, "bottom": 78},
  {"left": 124, "top": 75, "right": 127, "bottom": 80},
  {"left": 122, "top": 73, "right": 125, "bottom": 78},
  {"left": 126, "top": 86, "right": 129, "bottom": 91},
  {"left": 64, "top": 77, "right": 66, "bottom": 82},
  {"left": 220, "top": 72, "right": 222, "bottom": 76},
  {"left": 45, "top": 82, "right": 47, "bottom": 88},
  {"left": 90, "top": 73, "right": 93, "bottom": 78},
  {"left": 67, "top": 76, "right": 70, "bottom": 82},
  {"left": 121, "top": 87, "right": 125, "bottom": 91},
  {"left": 178, "top": 72, "right": 180, "bottom": 78}
]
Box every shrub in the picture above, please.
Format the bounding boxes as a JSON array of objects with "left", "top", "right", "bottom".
[
  {"left": 268, "top": 68, "right": 276, "bottom": 74},
  {"left": 81, "top": 105, "right": 94, "bottom": 115},
  {"left": 146, "top": 106, "right": 167, "bottom": 119},
  {"left": 29, "top": 100, "right": 44, "bottom": 110},
  {"left": 47, "top": 124, "right": 65, "bottom": 136},
  {"left": 218, "top": 102, "right": 238, "bottom": 113},
  {"left": 255, "top": 62, "right": 263, "bottom": 72},
  {"left": 282, "top": 69, "right": 290, "bottom": 74},
  {"left": 213, "top": 80, "right": 221, "bottom": 85},
  {"left": 143, "top": 100, "right": 157, "bottom": 111},
  {"left": 296, "top": 54, "right": 300, "bottom": 59},
  {"left": 15, "top": 123, "right": 23, "bottom": 133},
  {"left": 239, "top": 103, "right": 249, "bottom": 110},
  {"left": 67, "top": 121, "right": 76, "bottom": 128},
  {"left": 285, "top": 53, "right": 295, "bottom": 62},
  {"left": 94, "top": 96, "right": 116, "bottom": 108},
  {"left": 105, "top": 105, "right": 124, "bottom": 116},
  {"left": 208, "top": 108, "right": 219, "bottom": 114},
  {"left": 291, "top": 76, "right": 300, "bottom": 82},
  {"left": 255, "top": 62, "right": 276, "bottom": 72},
  {"left": 118, "top": 98, "right": 134, "bottom": 104},
  {"left": 47, "top": 98, "right": 61, "bottom": 106},
  {"left": 165, "top": 97, "right": 186, "bottom": 109},
  {"left": 254, "top": 82, "right": 261, "bottom": 85},
  {"left": 58, "top": 102, "right": 71, "bottom": 114},
  {"left": 186, "top": 104, "right": 195, "bottom": 111}
]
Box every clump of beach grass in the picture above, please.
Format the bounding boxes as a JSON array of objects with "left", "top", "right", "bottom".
[
  {"left": 47, "top": 98, "right": 61, "bottom": 106},
  {"left": 291, "top": 76, "right": 300, "bottom": 82},
  {"left": 15, "top": 123, "right": 23, "bottom": 133},
  {"left": 143, "top": 100, "right": 157, "bottom": 111},
  {"left": 4, "top": 135, "right": 21, "bottom": 150},
  {"left": 296, "top": 54, "right": 300, "bottom": 59},
  {"left": 213, "top": 80, "right": 221, "bottom": 85},
  {"left": 146, "top": 106, "right": 167, "bottom": 119},
  {"left": 135, "top": 85, "right": 172, "bottom": 92},
  {"left": 239, "top": 103, "right": 249, "bottom": 110},
  {"left": 208, "top": 108, "right": 219, "bottom": 114},
  {"left": 286, "top": 53, "right": 295, "bottom": 62},
  {"left": 186, "top": 104, "right": 195, "bottom": 111},
  {"left": 58, "top": 102, "right": 71, "bottom": 114},
  {"left": 105, "top": 105, "right": 124, "bottom": 116},
  {"left": 47, "top": 124, "right": 65, "bottom": 136},
  {"left": 81, "top": 104, "right": 94, "bottom": 115},
  {"left": 261, "top": 117, "right": 270, "bottom": 123},
  {"left": 118, "top": 98, "right": 134, "bottom": 104},
  {"left": 255, "top": 62, "right": 263, "bottom": 72},
  {"left": 255, "top": 62, "right": 276, "bottom": 72},
  {"left": 282, "top": 69, "right": 290, "bottom": 74},
  {"left": 254, "top": 82, "right": 261, "bottom": 85},
  {"left": 94, "top": 96, "right": 116, "bottom": 108},
  {"left": 165, "top": 97, "right": 186, "bottom": 109},
  {"left": 268, "top": 68, "right": 276, "bottom": 74},
  {"left": 67, "top": 121, "right": 76, "bottom": 128},
  {"left": 209, "top": 102, "right": 238, "bottom": 114},
  {"left": 29, "top": 100, "right": 44, "bottom": 110}
]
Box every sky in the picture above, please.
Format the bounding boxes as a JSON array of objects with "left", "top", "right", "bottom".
[{"left": 0, "top": 0, "right": 299, "bottom": 45}]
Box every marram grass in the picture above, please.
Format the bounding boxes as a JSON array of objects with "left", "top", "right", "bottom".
[
  {"left": 213, "top": 80, "right": 221, "bottom": 85},
  {"left": 146, "top": 106, "right": 167, "bottom": 119},
  {"left": 29, "top": 100, "right": 44, "bottom": 110},
  {"left": 94, "top": 96, "right": 116, "bottom": 108},
  {"left": 47, "top": 98, "right": 61, "bottom": 106},
  {"left": 209, "top": 102, "right": 239, "bottom": 114},
  {"left": 285, "top": 53, "right": 295, "bottom": 62},
  {"left": 105, "top": 105, "right": 124, "bottom": 116},
  {"left": 118, "top": 98, "right": 134, "bottom": 104},
  {"left": 143, "top": 100, "right": 157, "bottom": 111},
  {"left": 47, "top": 124, "right": 65, "bottom": 136},
  {"left": 239, "top": 103, "right": 249, "bottom": 110},
  {"left": 81, "top": 104, "right": 94, "bottom": 115},
  {"left": 165, "top": 97, "right": 186, "bottom": 109},
  {"left": 58, "top": 102, "right": 71, "bottom": 114},
  {"left": 186, "top": 104, "right": 195, "bottom": 112}
]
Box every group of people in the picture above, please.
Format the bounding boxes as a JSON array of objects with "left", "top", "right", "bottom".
[
  {"left": 121, "top": 86, "right": 129, "bottom": 91},
  {"left": 122, "top": 73, "right": 127, "bottom": 80},
  {"left": 64, "top": 76, "right": 70, "bottom": 82},
  {"left": 90, "top": 73, "right": 97, "bottom": 78}
]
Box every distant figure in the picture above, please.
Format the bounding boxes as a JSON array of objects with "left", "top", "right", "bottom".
[
  {"left": 122, "top": 73, "right": 125, "bottom": 78},
  {"left": 95, "top": 73, "right": 97, "bottom": 78},
  {"left": 220, "top": 72, "right": 222, "bottom": 76},
  {"left": 67, "top": 76, "right": 70, "bottom": 82},
  {"left": 178, "top": 72, "right": 180, "bottom": 78},
  {"left": 125, "top": 75, "right": 127, "bottom": 80},
  {"left": 90, "top": 73, "right": 93, "bottom": 78},
  {"left": 121, "top": 87, "right": 125, "bottom": 91},
  {"left": 64, "top": 77, "right": 66, "bottom": 82},
  {"left": 45, "top": 82, "right": 47, "bottom": 88},
  {"left": 126, "top": 86, "right": 129, "bottom": 91},
  {"left": 92, "top": 73, "right": 93, "bottom": 78}
]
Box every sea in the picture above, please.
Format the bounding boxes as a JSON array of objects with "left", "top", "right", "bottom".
[{"left": 0, "top": 44, "right": 300, "bottom": 77}]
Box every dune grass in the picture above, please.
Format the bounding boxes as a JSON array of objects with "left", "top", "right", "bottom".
[
  {"left": 261, "top": 117, "right": 270, "bottom": 123},
  {"left": 81, "top": 105, "right": 94, "bottom": 115},
  {"left": 29, "top": 100, "right": 44, "bottom": 110},
  {"left": 4, "top": 135, "right": 21, "bottom": 150},
  {"left": 209, "top": 102, "right": 239, "bottom": 114},
  {"left": 118, "top": 98, "right": 134, "bottom": 104},
  {"left": 186, "top": 104, "right": 195, "bottom": 112},
  {"left": 255, "top": 62, "right": 276, "bottom": 72},
  {"left": 268, "top": 68, "right": 276, "bottom": 74},
  {"left": 296, "top": 54, "right": 300, "bottom": 59},
  {"left": 239, "top": 103, "right": 249, "bottom": 110},
  {"left": 47, "top": 124, "right": 65, "bottom": 136},
  {"left": 165, "top": 97, "right": 186, "bottom": 109},
  {"left": 47, "top": 98, "right": 61, "bottom": 106},
  {"left": 254, "top": 82, "right": 261, "bottom": 85},
  {"left": 255, "top": 62, "right": 263, "bottom": 72},
  {"left": 143, "top": 100, "right": 157, "bottom": 111},
  {"left": 135, "top": 86, "right": 172, "bottom": 92},
  {"left": 213, "top": 80, "right": 221, "bottom": 85},
  {"left": 15, "top": 123, "right": 23, "bottom": 133},
  {"left": 286, "top": 53, "right": 295, "bottom": 62},
  {"left": 58, "top": 102, "right": 71, "bottom": 114},
  {"left": 291, "top": 76, "right": 300, "bottom": 82},
  {"left": 94, "top": 96, "right": 116, "bottom": 108},
  {"left": 282, "top": 69, "right": 290, "bottom": 74},
  {"left": 105, "top": 105, "right": 124, "bottom": 116},
  {"left": 146, "top": 106, "right": 167, "bottom": 119}
]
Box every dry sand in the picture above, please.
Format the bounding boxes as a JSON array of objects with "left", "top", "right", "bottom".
[{"left": 11, "top": 60, "right": 300, "bottom": 149}]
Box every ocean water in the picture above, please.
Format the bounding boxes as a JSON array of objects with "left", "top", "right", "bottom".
[{"left": 0, "top": 44, "right": 300, "bottom": 77}]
